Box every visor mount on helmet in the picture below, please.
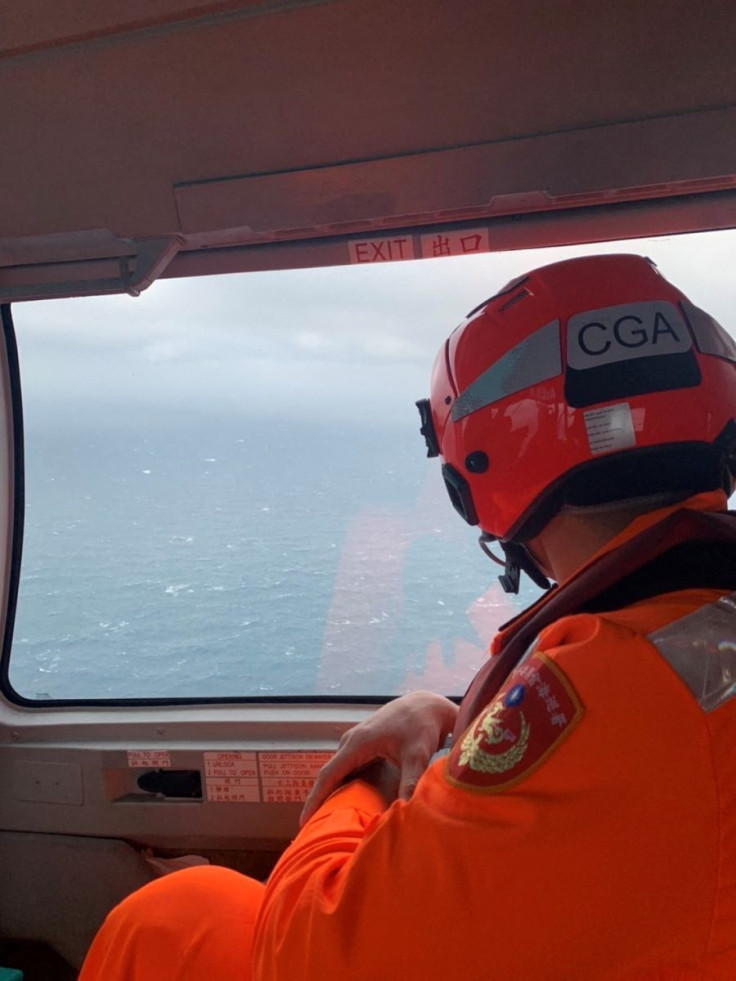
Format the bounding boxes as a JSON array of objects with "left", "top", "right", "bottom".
[
  {"left": 415, "top": 399, "right": 440, "bottom": 458},
  {"left": 465, "top": 451, "right": 489, "bottom": 474}
]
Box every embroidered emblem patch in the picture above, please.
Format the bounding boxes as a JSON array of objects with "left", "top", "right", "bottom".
[{"left": 446, "top": 652, "right": 583, "bottom": 792}]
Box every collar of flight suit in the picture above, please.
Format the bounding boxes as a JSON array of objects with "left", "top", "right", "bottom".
[
  {"left": 492, "top": 488, "right": 728, "bottom": 658},
  {"left": 452, "top": 489, "right": 731, "bottom": 740}
]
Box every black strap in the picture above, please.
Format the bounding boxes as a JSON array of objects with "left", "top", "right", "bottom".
[
  {"left": 454, "top": 510, "right": 736, "bottom": 738},
  {"left": 583, "top": 539, "right": 736, "bottom": 614}
]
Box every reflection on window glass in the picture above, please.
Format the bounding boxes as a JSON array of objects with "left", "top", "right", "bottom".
[{"left": 8, "top": 230, "right": 736, "bottom": 700}]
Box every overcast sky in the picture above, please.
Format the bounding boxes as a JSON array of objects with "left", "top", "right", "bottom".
[{"left": 10, "top": 229, "right": 736, "bottom": 431}]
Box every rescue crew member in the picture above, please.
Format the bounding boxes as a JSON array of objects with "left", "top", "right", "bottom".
[{"left": 79, "top": 253, "right": 736, "bottom": 980}]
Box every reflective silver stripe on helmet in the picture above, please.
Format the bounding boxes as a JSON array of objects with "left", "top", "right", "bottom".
[
  {"left": 647, "top": 591, "right": 736, "bottom": 713},
  {"left": 681, "top": 300, "right": 736, "bottom": 365},
  {"left": 451, "top": 320, "right": 562, "bottom": 422}
]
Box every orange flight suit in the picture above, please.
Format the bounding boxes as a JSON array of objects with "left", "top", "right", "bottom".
[{"left": 79, "top": 491, "right": 736, "bottom": 980}]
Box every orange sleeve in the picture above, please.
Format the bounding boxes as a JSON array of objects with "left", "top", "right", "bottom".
[
  {"left": 253, "top": 609, "right": 725, "bottom": 980},
  {"left": 259, "top": 776, "right": 388, "bottom": 914},
  {"left": 254, "top": 777, "right": 387, "bottom": 899}
]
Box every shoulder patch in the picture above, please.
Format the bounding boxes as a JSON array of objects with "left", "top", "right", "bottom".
[{"left": 446, "top": 652, "right": 583, "bottom": 793}]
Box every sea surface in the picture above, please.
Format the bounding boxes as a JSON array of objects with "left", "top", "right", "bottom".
[{"left": 9, "top": 414, "right": 539, "bottom": 701}]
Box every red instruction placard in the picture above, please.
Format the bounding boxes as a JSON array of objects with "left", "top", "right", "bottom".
[
  {"left": 127, "top": 750, "right": 171, "bottom": 768},
  {"left": 258, "top": 751, "right": 333, "bottom": 804},
  {"left": 204, "top": 751, "right": 259, "bottom": 803}
]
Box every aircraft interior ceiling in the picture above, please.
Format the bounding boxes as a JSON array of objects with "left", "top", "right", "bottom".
[{"left": 1, "top": 0, "right": 736, "bottom": 299}]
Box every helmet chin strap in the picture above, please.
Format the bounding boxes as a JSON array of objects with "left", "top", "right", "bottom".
[{"left": 479, "top": 534, "right": 552, "bottom": 594}]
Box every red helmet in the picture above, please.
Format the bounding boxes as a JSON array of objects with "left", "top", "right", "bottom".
[{"left": 417, "top": 254, "right": 736, "bottom": 587}]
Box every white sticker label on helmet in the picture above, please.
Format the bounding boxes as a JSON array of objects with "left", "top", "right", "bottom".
[
  {"left": 567, "top": 301, "right": 691, "bottom": 370},
  {"left": 584, "top": 403, "right": 636, "bottom": 455}
]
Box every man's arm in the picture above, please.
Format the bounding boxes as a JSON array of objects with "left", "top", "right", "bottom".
[
  {"left": 253, "top": 621, "right": 719, "bottom": 981},
  {"left": 300, "top": 690, "right": 457, "bottom": 824}
]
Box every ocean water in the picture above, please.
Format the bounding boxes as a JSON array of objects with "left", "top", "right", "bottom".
[{"left": 9, "top": 414, "right": 538, "bottom": 701}]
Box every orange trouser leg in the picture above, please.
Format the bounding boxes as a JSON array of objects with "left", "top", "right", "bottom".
[{"left": 78, "top": 866, "right": 266, "bottom": 981}]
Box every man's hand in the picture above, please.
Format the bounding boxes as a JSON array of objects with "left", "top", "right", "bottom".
[{"left": 300, "top": 690, "right": 458, "bottom": 825}]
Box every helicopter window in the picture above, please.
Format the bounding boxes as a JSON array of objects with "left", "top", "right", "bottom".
[{"left": 5, "top": 230, "right": 735, "bottom": 703}]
